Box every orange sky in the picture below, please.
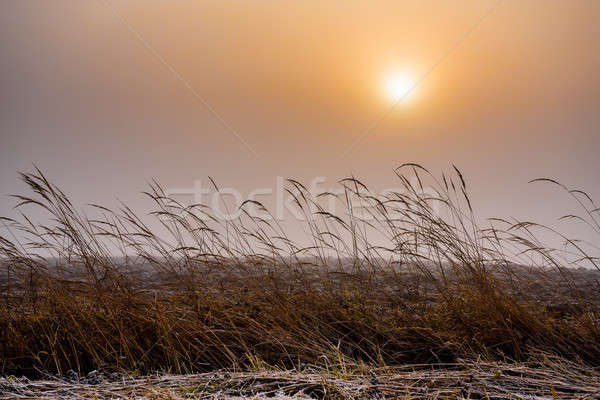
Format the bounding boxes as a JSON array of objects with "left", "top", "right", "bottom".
[{"left": 1, "top": 0, "right": 600, "bottom": 243}]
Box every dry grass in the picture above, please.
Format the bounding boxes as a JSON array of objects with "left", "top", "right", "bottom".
[
  {"left": 2, "top": 357, "right": 599, "bottom": 399},
  {"left": 1, "top": 165, "right": 599, "bottom": 391}
]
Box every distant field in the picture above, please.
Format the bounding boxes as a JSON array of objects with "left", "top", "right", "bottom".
[{"left": 1, "top": 167, "right": 599, "bottom": 398}]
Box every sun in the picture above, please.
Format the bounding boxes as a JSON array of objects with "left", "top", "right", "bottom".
[{"left": 384, "top": 72, "right": 417, "bottom": 103}]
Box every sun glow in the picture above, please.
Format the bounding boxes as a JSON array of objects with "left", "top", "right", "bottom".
[{"left": 384, "top": 72, "right": 417, "bottom": 103}]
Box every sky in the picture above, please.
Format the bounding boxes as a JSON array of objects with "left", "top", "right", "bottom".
[{"left": 1, "top": 0, "right": 600, "bottom": 247}]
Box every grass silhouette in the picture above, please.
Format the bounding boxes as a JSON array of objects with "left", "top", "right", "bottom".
[{"left": 1, "top": 165, "right": 599, "bottom": 378}]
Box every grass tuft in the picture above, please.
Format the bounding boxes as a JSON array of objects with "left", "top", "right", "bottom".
[{"left": 1, "top": 166, "right": 599, "bottom": 378}]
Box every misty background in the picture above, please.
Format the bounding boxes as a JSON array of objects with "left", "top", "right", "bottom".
[{"left": 1, "top": 0, "right": 600, "bottom": 249}]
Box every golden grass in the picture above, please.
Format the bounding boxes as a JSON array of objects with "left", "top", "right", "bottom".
[{"left": 0, "top": 165, "right": 599, "bottom": 379}]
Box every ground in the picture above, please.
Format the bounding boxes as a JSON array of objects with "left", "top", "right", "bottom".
[{"left": 2, "top": 359, "right": 599, "bottom": 399}]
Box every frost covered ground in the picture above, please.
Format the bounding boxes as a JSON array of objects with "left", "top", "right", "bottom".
[{"left": 2, "top": 359, "right": 599, "bottom": 399}]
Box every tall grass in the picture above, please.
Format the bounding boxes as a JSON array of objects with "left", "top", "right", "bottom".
[{"left": 0, "top": 165, "right": 599, "bottom": 377}]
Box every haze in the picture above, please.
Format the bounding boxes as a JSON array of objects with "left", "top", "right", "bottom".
[{"left": 1, "top": 0, "right": 599, "bottom": 243}]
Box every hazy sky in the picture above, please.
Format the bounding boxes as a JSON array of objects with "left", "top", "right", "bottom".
[{"left": 1, "top": 1, "right": 600, "bottom": 243}]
